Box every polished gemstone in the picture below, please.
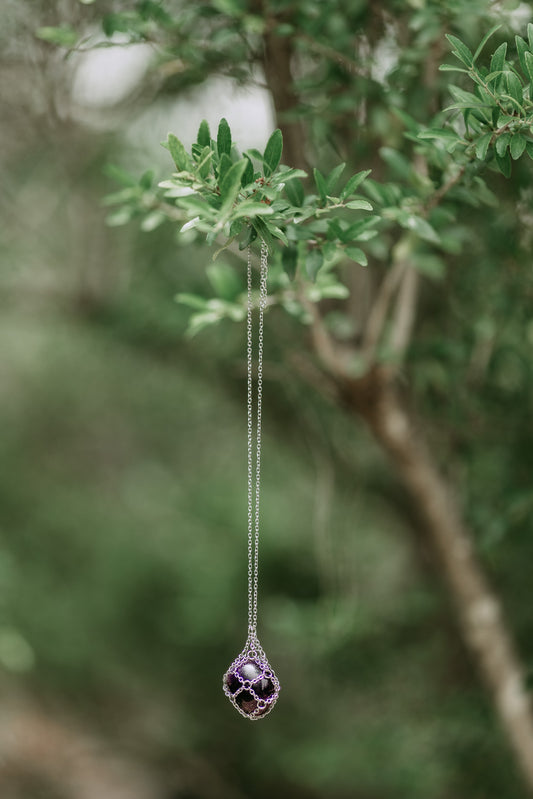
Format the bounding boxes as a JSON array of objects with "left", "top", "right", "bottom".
[{"left": 223, "top": 657, "right": 278, "bottom": 719}]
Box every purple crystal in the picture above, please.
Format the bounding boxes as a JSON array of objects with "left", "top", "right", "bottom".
[{"left": 223, "top": 658, "right": 278, "bottom": 718}]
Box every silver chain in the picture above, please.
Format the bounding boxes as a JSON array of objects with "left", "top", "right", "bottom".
[{"left": 247, "top": 240, "right": 268, "bottom": 635}]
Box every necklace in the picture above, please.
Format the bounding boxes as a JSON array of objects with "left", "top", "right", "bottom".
[{"left": 222, "top": 240, "right": 281, "bottom": 720}]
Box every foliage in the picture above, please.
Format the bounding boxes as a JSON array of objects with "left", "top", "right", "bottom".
[
  {"left": 3, "top": 1, "right": 533, "bottom": 797},
  {"left": 94, "top": 20, "right": 533, "bottom": 338}
]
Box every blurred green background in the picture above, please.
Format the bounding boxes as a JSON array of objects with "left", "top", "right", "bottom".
[{"left": 2, "top": 1, "right": 533, "bottom": 798}]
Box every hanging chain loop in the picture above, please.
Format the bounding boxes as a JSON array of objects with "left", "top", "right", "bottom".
[{"left": 247, "top": 240, "right": 268, "bottom": 634}]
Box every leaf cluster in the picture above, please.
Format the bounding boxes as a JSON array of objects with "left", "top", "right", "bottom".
[{"left": 437, "top": 24, "right": 533, "bottom": 177}]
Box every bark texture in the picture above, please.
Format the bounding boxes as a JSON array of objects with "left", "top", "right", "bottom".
[
  {"left": 343, "top": 368, "right": 533, "bottom": 791},
  {"left": 262, "top": 30, "right": 308, "bottom": 172}
]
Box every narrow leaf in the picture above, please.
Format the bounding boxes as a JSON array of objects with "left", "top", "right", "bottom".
[
  {"left": 217, "top": 118, "right": 232, "bottom": 156},
  {"left": 475, "top": 132, "right": 493, "bottom": 160},
  {"left": 345, "top": 199, "right": 373, "bottom": 211},
  {"left": 325, "top": 162, "right": 346, "bottom": 194},
  {"left": 403, "top": 215, "right": 440, "bottom": 244},
  {"left": 495, "top": 150, "right": 512, "bottom": 178},
  {"left": 282, "top": 245, "right": 298, "bottom": 280},
  {"left": 231, "top": 202, "right": 274, "bottom": 219},
  {"left": 219, "top": 159, "right": 247, "bottom": 217},
  {"left": 345, "top": 246, "right": 368, "bottom": 266},
  {"left": 495, "top": 132, "right": 511, "bottom": 157},
  {"left": 197, "top": 119, "right": 211, "bottom": 147},
  {"left": 445, "top": 34, "right": 474, "bottom": 66},
  {"left": 313, "top": 168, "right": 328, "bottom": 202},
  {"left": 473, "top": 24, "right": 501, "bottom": 62},
  {"left": 528, "top": 22, "right": 533, "bottom": 51},
  {"left": 340, "top": 170, "right": 372, "bottom": 200},
  {"left": 510, "top": 134, "right": 526, "bottom": 160},
  {"left": 241, "top": 157, "right": 254, "bottom": 187},
  {"left": 239, "top": 225, "right": 258, "bottom": 250},
  {"left": 506, "top": 72, "right": 524, "bottom": 105},
  {"left": 515, "top": 36, "right": 529, "bottom": 77},
  {"left": 217, "top": 153, "right": 233, "bottom": 184},
  {"left": 197, "top": 146, "right": 213, "bottom": 179},
  {"left": 285, "top": 178, "right": 304, "bottom": 207},
  {"left": 524, "top": 51, "right": 533, "bottom": 85},
  {"left": 167, "top": 133, "right": 191, "bottom": 171},
  {"left": 263, "top": 129, "right": 283, "bottom": 176},
  {"left": 490, "top": 42, "right": 507, "bottom": 76},
  {"left": 439, "top": 64, "right": 470, "bottom": 73}
]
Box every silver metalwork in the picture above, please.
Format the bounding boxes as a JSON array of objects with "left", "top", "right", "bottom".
[{"left": 222, "top": 239, "right": 281, "bottom": 720}]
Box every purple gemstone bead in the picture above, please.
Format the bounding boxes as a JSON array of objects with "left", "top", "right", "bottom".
[{"left": 224, "top": 659, "right": 276, "bottom": 718}]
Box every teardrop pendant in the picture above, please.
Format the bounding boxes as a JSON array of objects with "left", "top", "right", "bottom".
[{"left": 223, "top": 632, "right": 280, "bottom": 720}]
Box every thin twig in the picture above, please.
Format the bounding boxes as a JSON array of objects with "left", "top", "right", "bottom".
[
  {"left": 361, "top": 258, "right": 406, "bottom": 361},
  {"left": 390, "top": 264, "right": 419, "bottom": 357}
]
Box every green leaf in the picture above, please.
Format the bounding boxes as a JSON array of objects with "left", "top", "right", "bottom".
[
  {"left": 313, "top": 168, "right": 328, "bottom": 202},
  {"left": 445, "top": 34, "right": 474, "bottom": 67},
  {"left": 305, "top": 249, "right": 324, "bottom": 281},
  {"left": 104, "top": 163, "right": 138, "bottom": 188},
  {"left": 239, "top": 225, "right": 258, "bottom": 250},
  {"left": 402, "top": 215, "right": 440, "bottom": 244},
  {"left": 448, "top": 85, "right": 489, "bottom": 108},
  {"left": 217, "top": 118, "right": 232, "bottom": 156},
  {"left": 515, "top": 36, "right": 529, "bottom": 77},
  {"left": 526, "top": 141, "right": 533, "bottom": 160},
  {"left": 341, "top": 170, "right": 372, "bottom": 200},
  {"left": 273, "top": 167, "right": 308, "bottom": 183},
  {"left": 139, "top": 169, "right": 155, "bottom": 191},
  {"left": 325, "top": 163, "right": 346, "bottom": 194},
  {"left": 207, "top": 262, "right": 241, "bottom": 300},
  {"left": 141, "top": 210, "right": 165, "bottom": 232},
  {"left": 505, "top": 72, "right": 523, "bottom": 105},
  {"left": 106, "top": 206, "right": 134, "bottom": 227},
  {"left": 196, "top": 146, "right": 213, "bottom": 179},
  {"left": 231, "top": 201, "right": 274, "bottom": 219},
  {"left": 282, "top": 245, "right": 298, "bottom": 280},
  {"left": 510, "top": 134, "right": 526, "bottom": 160},
  {"left": 345, "top": 199, "right": 373, "bottom": 211},
  {"left": 176, "top": 293, "right": 209, "bottom": 310},
  {"left": 495, "top": 150, "right": 512, "bottom": 178},
  {"left": 241, "top": 157, "right": 254, "bottom": 187},
  {"left": 438, "top": 64, "right": 470, "bottom": 74},
  {"left": 167, "top": 133, "right": 191, "bottom": 171},
  {"left": 217, "top": 153, "right": 233, "bottom": 184},
  {"left": 495, "top": 132, "right": 511, "bottom": 157},
  {"left": 219, "top": 159, "right": 247, "bottom": 218},
  {"left": 197, "top": 119, "right": 211, "bottom": 148},
  {"left": 528, "top": 22, "right": 533, "bottom": 51},
  {"left": 345, "top": 246, "right": 368, "bottom": 266},
  {"left": 490, "top": 42, "right": 507, "bottom": 76},
  {"left": 285, "top": 178, "right": 304, "bottom": 207},
  {"left": 475, "top": 132, "right": 492, "bottom": 160},
  {"left": 524, "top": 51, "right": 533, "bottom": 85},
  {"left": 418, "top": 128, "right": 461, "bottom": 142},
  {"left": 177, "top": 196, "right": 217, "bottom": 218},
  {"left": 35, "top": 25, "right": 78, "bottom": 47},
  {"left": 473, "top": 24, "right": 501, "bottom": 62},
  {"left": 263, "top": 129, "right": 283, "bottom": 176}
]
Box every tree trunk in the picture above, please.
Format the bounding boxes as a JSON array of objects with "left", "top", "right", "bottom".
[
  {"left": 262, "top": 30, "right": 308, "bottom": 172},
  {"left": 342, "top": 367, "right": 533, "bottom": 792}
]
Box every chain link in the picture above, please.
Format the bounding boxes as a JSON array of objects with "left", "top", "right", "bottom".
[{"left": 247, "top": 240, "right": 268, "bottom": 633}]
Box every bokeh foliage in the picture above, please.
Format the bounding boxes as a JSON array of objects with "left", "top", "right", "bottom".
[{"left": 1, "top": 1, "right": 533, "bottom": 798}]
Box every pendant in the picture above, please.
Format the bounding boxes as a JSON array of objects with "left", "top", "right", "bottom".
[{"left": 223, "top": 632, "right": 280, "bottom": 720}]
